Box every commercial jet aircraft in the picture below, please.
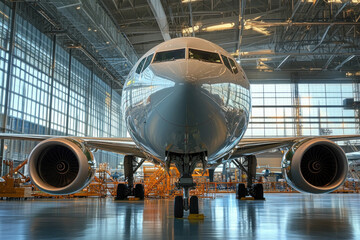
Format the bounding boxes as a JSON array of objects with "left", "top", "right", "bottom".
[{"left": 0, "top": 37, "right": 358, "bottom": 218}]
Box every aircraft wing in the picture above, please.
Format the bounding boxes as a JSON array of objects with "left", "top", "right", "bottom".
[
  {"left": 232, "top": 135, "right": 360, "bottom": 158},
  {"left": 2, "top": 133, "right": 360, "bottom": 161},
  {"left": 0, "top": 133, "right": 146, "bottom": 158}
]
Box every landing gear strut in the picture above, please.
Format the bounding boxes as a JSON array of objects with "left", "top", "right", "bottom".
[
  {"left": 115, "top": 155, "right": 145, "bottom": 200},
  {"left": 233, "top": 155, "right": 265, "bottom": 200},
  {"left": 167, "top": 151, "right": 206, "bottom": 218}
]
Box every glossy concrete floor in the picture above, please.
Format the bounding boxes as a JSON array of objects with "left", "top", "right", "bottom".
[{"left": 0, "top": 193, "right": 360, "bottom": 240}]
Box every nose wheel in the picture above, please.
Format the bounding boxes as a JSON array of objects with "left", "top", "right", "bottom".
[
  {"left": 189, "top": 196, "right": 199, "bottom": 214},
  {"left": 174, "top": 196, "right": 184, "bottom": 218},
  {"left": 167, "top": 151, "right": 206, "bottom": 218},
  {"left": 174, "top": 195, "right": 199, "bottom": 218}
]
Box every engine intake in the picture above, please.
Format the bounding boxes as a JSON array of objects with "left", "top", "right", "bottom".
[
  {"left": 282, "top": 138, "right": 348, "bottom": 194},
  {"left": 28, "top": 138, "right": 96, "bottom": 195}
]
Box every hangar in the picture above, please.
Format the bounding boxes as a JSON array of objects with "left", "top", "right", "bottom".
[{"left": 0, "top": 0, "right": 360, "bottom": 239}]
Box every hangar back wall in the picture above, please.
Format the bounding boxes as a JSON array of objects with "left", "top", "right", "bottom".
[{"left": 0, "top": 2, "right": 127, "bottom": 174}]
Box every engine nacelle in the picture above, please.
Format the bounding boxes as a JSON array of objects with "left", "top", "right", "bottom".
[
  {"left": 282, "top": 138, "right": 348, "bottom": 194},
  {"left": 28, "top": 138, "right": 96, "bottom": 195}
]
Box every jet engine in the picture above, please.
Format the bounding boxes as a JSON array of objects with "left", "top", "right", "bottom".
[
  {"left": 282, "top": 138, "right": 348, "bottom": 194},
  {"left": 28, "top": 138, "right": 96, "bottom": 195}
]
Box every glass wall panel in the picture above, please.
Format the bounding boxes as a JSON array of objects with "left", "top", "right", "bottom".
[
  {"left": 245, "top": 82, "right": 359, "bottom": 138},
  {"left": 6, "top": 13, "right": 52, "bottom": 160},
  {"left": 67, "top": 58, "right": 89, "bottom": 136},
  {"left": 0, "top": 2, "right": 10, "bottom": 123},
  {"left": 51, "top": 45, "right": 69, "bottom": 135},
  {"left": 89, "top": 75, "right": 111, "bottom": 137},
  {"left": 0, "top": 3, "right": 126, "bottom": 169}
]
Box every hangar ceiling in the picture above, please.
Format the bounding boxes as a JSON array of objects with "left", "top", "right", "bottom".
[
  {"left": 99, "top": 0, "right": 360, "bottom": 72},
  {"left": 24, "top": 0, "right": 360, "bottom": 88}
]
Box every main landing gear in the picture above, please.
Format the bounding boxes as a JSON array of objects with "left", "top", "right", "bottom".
[
  {"left": 167, "top": 152, "right": 206, "bottom": 218},
  {"left": 233, "top": 155, "right": 265, "bottom": 200},
  {"left": 115, "top": 155, "right": 145, "bottom": 200}
]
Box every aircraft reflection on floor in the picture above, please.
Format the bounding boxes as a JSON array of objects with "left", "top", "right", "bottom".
[{"left": 1, "top": 194, "right": 360, "bottom": 239}]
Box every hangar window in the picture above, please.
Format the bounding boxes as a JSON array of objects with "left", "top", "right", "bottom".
[
  {"left": 153, "top": 49, "right": 185, "bottom": 63},
  {"left": 135, "top": 57, "right": 146, "bottom": 74},
  {"left": 189, "top": 48, "right": 221, "bottom": 63},
  {"left": 228, "top": 58, "right": 239, "bottom": 74},
  {"left": 221, "top": 55, "right": 232, "bottom": 72}
]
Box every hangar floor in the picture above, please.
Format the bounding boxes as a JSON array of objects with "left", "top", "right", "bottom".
[{"left": 0, "top": 193, "right": 359, "bottom": 239}]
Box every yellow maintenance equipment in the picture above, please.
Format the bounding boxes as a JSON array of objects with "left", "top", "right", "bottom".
[{"left": 0, "top": 159, "right": 32, "bottom": 199}]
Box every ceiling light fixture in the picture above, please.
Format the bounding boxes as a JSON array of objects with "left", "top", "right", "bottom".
[
  {"left": 182, "top": 25, "right": 200, "bottom": 35},
  {"left": 181, "top": 0, "right": 201, "bottom": 3},
  {"left": 202, "top": 23, "right": 235, "bottom": 32}
]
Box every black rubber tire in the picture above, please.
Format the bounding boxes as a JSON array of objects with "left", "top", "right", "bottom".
[
  {"left": 174, "top": 196, "right": 184, "bottom": 218},
  {"left": 253, "top": 183, "right": 264, "bottom": 200},
  {"left": 236, "top": 183, "right": 247, "bottom": 199},
  {"left": 124, "top": 156, "right": 134, "bottom": 186},
  {"left": 115, "top": 183, "right": 128, "bottom": 200},
  {"left": 189, "top": 196, "right": 199, "bottom": 214},
  {"left": 134, "top": 184, "right": 145, "bottom": 199}
]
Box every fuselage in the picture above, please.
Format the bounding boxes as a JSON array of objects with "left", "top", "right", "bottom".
[{"left": 121, "top": 37, "right": 251, "bottom": 162}]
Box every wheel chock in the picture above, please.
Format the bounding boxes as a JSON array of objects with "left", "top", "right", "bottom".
[
  {"left": 188, "top": 214, "right": 205, "bottom": 220},
  {"left": 240, "top": 197, "right": 266, "bottom": 200},
  {"left": 240, "top": 197, "right": 255, "bottom": 200},
  {"left": 128, "top": 196, "right": 140, "bottom": 201}
]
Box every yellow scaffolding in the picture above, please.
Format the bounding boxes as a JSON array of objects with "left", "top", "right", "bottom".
[{"left": 0, "top": 159, "right": 32, "bottom": 199}]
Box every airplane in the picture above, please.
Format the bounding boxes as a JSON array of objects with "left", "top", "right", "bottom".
[{"left": 0, "top": 37, "right": 358, "bottom": 218}]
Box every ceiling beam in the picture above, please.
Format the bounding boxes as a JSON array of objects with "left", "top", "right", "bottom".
[
  {"left": 236, "top": 0, "right": 246, "bottom": 56},
  {"left": 323, "top": 55, "right": 335, "bottom": 70},
  {"left": 334, "top": 2, "right": 349, "bottom": 19},
  {"left": 188, "top": 1, "right": 195, "bottom": 37},
  {"left": 147, "top": 0, "right": 171, "bottom": 41},
  {"left": 289, "top": 0, "right": 302, "bottom": 21},
  {"left": 275, "top": 55, "right": 291, "bottom": 70},
  {"left": 334, "top": 55, "right": 356, "bottom": 71},
  {"left": 312, "top": 24, "right": 333, "bottom": 52}
]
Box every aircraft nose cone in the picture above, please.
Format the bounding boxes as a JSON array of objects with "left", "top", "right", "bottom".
[
  {"left": 152, "top": 83, "right": 210, "bottom": 127},
  {"left": 149, "top": 60, "right": 226, "bottom": 127},
  {"left": 145, "top": 79, "right": 229, "bottom": 155}
]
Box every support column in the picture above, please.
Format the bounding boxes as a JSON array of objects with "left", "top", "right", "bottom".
[
  {"left": 292, "top": 73, "right": 302, "bottom": 136},
  {"left": 0, "top": 2, "right": 17, "bottom": 176},
  {"left": 47, "top": 34, "right": 57, "bottom": 135},
  {"left": 85, "top": 65, "right": 94, "bottom": 137},
  {"left": 109, "top": 82, "right": 112, "bottom": 136},
  {"left": 65, "top": 49, "right": 72, "bottom": 135}
]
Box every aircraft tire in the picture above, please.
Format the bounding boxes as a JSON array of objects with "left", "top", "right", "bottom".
[
  {"left": 174, "top": 196, "right": 184, "bottom": 218},
  {"left": 253, "top": 183, "right": 264, "bottom": 200},
  {"left": 236, "top": 183, "right": 247, "bottom": 199},
  {"left": 115, "top": 183, "right": 128, "bottom": 200},
  {"left": 189, "top": 196, "right": 199, "bottom": 214},
  {"left": 134, "top": 184, "right": 145, "bottom": 199}
]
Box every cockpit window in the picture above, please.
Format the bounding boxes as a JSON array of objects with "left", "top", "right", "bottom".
[
  {"left": 135, "top": 57, "right": 146, "bottom": 74},
  {"left": 188, "top": 48, "right": 221, "bottom": 63},
  {"left": 142, "top": 53, "right": 154, "bottom": 72},
  {"left": 153, "top": 49, "right": 185, "bottom": 63},
  {"left": 228, "top": 58, "right": 239, "bottom": 74},
  {"left": 221, "top": 55, "right": 232, "bottom": 72}
]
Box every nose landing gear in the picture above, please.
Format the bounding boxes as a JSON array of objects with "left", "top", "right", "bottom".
[{"left": 167, "top": 151, "right": 206, "bottom": 218}]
